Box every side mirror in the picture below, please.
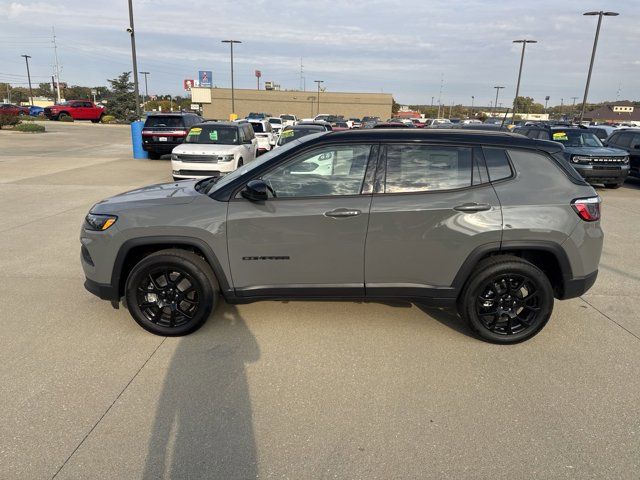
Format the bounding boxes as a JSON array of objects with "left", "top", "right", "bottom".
[{"left": 241, "top": 179, "right": 269, "bottom": 202}]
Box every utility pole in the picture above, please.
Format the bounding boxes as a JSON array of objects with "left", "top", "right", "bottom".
[
  {"left": 221, "top": 40, "right": 241, "bottom": 116},
  {"left": 571, "top": 96, "right": 578, "bottom": 119},
  {"left": 448, "top": 102, "right": 453, "bottom": 118},
  {"left": 579, "top": 11, "right": 619, "bottom": 124},
  {"left": 299, "top": 57, "right": 304, "bottom": 91},
  {"left": 437, "top": 73, "right": 444, "bottom": 118},
  {"left": 493, "top": 86, "right": 505, "bottom": 116},
  {"left": 431, "top": 96, "right": 434, "bottom": 107},
  {"left": 314, "top": 80, "right": 324, "bottom": 116},
  {"left": 511, "top": 39, "right": 537, "bottom": 123},
  {"left": 470, "top": 95, "right": 474, "bottom": 116},
  {"left": 140, "top": 71, "right": 150, "bottom": 110},
  {"left": 21, "top": 55, "right": 34, "bottom": 106},
  {"left": 52, "top": 27, "right": 61, "bottom": 103},
  {"left": 127, "top": 0, "right": 142, "bottom": 119}
]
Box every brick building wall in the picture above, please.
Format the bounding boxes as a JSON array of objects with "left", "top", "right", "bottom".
[{"left": 192, "top": 87, "right": 392, "bottom": 120}]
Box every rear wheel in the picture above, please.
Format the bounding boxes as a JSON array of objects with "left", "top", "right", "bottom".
[
  {"left": 91, "top": 114, "right": 104, "bottom": 124},
  {"left": 459, "top": 256, "right": 554, "bottom": 344},
  {"left": 604, "top": 182, "right": 623, "bottom": 189},
  {"left": 125, "top": 249, "right": 218, "bottom": 336},
  {"left": 147, "top": 152, "right": 161, "bottom": 160}
]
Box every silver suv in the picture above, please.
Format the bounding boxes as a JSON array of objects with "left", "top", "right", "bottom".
[{"left": 81, "top": 130, "right": 603, "bottom": 343}]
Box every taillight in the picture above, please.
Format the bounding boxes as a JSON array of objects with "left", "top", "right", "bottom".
[{"left": 571, "top": 196, "right": 601, "bottom": 222}]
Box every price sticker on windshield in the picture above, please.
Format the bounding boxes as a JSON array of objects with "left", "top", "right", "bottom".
[
  {"left": 281, "top": 130, "right": 295, "bottom": 138},
  {"left": 553, "top": 132, "right": 568, "bottom": 141},
  {"left": 209, "top": 131, "right": 218, "bottom": 141},
  {"left": 188, "top": 128, "right": 202, "bottom": 137}
]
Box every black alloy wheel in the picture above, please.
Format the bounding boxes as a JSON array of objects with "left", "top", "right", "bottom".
[
  {"left": 459, "top": 256, "right": 553, "bottom": 344},
  {"left": 136, "top": 267, "right": 201, "bottom": 329},
  {"left": 476, "top": 274, "right": 541, "bottom": 336},
  {"left": 125, "top": 249, "right": 217, "bottom": 335}
]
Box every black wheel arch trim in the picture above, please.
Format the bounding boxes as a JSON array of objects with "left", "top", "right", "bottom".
[
  {"left": 452, "top": 240, "right": 573, "bottom": 294},
  {"left": 111, "top": 236, "right": 231, "bottom": 299}
]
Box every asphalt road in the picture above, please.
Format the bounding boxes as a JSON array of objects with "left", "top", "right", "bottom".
[{"left": 1, "top": 121, "right": 638, "bottom": 480}]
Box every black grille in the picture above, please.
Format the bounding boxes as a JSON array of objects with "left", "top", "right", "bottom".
[{"left": 175, "top": 154, "right": 219, "bottom": 163}]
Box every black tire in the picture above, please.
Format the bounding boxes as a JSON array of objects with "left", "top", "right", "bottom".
[
  {"left": 458, "top": 255, "right": 554, "bottom": 344},
  {"left": 58, "top": 112, "right": 69, "bottom": 120},
  {"left": 147, "top": 152, "right": 161, "bottom": 160},
  {"left": 604, "top": 182, "right": 623, "bottom": 189},
  {"left": 91, "top": 114, "right": 103, "bottom": 124},
  {"left": 237, "top": 158, "right": 243, "bottom": 168},
  {"left": 125, "top": 249, "right": 218, "bottom": 336}
]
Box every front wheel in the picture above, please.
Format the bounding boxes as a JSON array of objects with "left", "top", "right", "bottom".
[
  {"left": 125, "top": 249, "right": 218, "bottom": 336},
  {"left": 458, "top": 256, "right": 554, "bottom": 344}
]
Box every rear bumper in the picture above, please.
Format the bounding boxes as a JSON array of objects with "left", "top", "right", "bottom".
[{"left": 560, "top": 270, "right": 598, "bottom": 300}]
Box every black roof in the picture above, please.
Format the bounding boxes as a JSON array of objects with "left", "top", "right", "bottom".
[{"left": 319, "top": 128, "right": 563, "bottom": 152}]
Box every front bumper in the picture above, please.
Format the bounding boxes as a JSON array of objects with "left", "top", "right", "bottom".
[{"left": 573, "top": 164, "right": 629, "bottom": 184}]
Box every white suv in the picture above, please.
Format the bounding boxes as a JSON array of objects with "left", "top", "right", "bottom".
[
  {"left": 248, "top": 119, "right": 277, "bottom": 154},
  {"left": 279, "top": 114, "right": 298, "bottom": 127},
  {"left": 171, "top": 122, "right": 257, "bottom": 180}
]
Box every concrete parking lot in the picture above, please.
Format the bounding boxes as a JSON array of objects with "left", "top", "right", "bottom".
[{"left": 1, "top": 121, "right": 639, "bottom": 479}]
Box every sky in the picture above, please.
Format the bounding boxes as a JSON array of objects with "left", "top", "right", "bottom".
[{"left": 1, "top": 0, "right": 638, "bottom": 106}]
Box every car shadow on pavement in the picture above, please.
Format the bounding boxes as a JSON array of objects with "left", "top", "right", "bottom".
[
  {"left": 142, "top": 303, "right": 260, "bottom": 480},
  {"left": 415, "top": 304, "right": 477, "bottom": 340}
]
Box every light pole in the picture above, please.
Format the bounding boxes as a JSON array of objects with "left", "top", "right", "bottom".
[
  {"left": 493, "top": 86, "right": 505, "bottom": 116},
  {"left": 511, "top": 39, "right": 537, "bottom": 123},
  {"left": 21, "top": 54, "right": 33, "bottom": 106},
  {"left": 544, "top": 95, "right": 550, "bottom": 111},
  {"left": 314, "top": 80, "right": 324, "bottom": 116},
  {"left": 127, "top": 0, "right": 142, "bottom": 119},
  {"left": 140, "top": 71, "right": 150, "bottom": 110},
  {"left": 470, "top": 95, "right": 474, "bottom": 116},
  {"left": 579, "top": 11, "right": 619, "bottom": 124},
  {"left": 221, "top": 40, "right": 241, "bottom": 116}
]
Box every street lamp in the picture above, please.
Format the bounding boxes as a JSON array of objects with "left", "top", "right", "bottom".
[
  {"left": 127, "top": 0, "right": 141, "bottom": 119},
  {"left": 511, "top": 39, "right": 537, "bottom": 123},
  {"left": 21, "top": 54, "right": 33, "bottom": 106},
  {"left": 578, "top": 11, "right": 619, "bottom": 124},
  {"left": 493, "top": 86, "right": 505, "bottom": 116},
  {"left": 140, "top": 71, "right": 150, "bottom": 110},
  {"left": 470, "top": 95, "right": 474, "bottom": 116},
  {"left": 221, "top": 40, "right": 241, "bottom": 116},
  {"left": 314, "top": 80, "right": 324, "bottom": 116}
]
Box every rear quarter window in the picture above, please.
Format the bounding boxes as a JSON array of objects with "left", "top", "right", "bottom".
[{"left": 482, "top": 147, "right": 513, "bottom": 181}]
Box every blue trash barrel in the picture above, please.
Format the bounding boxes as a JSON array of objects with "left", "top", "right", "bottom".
[{"left": 130, "top": 120, "right": 148, "bottom": 159}]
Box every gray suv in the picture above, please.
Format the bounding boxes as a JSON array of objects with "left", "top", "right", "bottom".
[{"left": 81, "top": 129, "right": 603, "bottom": 343}]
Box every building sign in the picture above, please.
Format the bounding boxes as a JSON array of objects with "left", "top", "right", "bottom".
[
  {"left": 183, "top": 79, "right": 194, "bottom": 91},
  {"left": 198, "top": 71, "right": 212, "bottom": 88}
]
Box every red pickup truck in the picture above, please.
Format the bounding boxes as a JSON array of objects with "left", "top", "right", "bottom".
[{"left": 44, "top": 100, "right": 105, "bottom": 123}]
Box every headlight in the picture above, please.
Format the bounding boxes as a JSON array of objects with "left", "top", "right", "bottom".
[
  {"left": 219, "top": 154, "right": 234, "bottom": 162},
  {"left": 622, "top": 156, "right": 629, "bottom": 164},
  {"left": 85, "top": 213, "right": 117, "bottom": 231},
  {"left": 171, "top": 154, "right": 179, "bottom": 161},
  {"left": 571, "top": 155, "right": 589, "bottom": 163}
]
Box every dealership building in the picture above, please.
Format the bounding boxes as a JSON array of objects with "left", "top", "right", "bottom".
[{"left": 191, "top": 87, "right": 393, "bottom": 120}]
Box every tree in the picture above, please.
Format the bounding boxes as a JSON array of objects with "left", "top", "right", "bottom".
[
  {"left": 514, "top": 96, "right": 545, "bottom": 114},
  {"left": 392, "top": 97, "right": 400, "bottom": 114},
  {"left": 107, "top": 72, "right": 136, "bottom": 120},
  {"left": 63, "top": 85, "right": 92, "bottom": 100}
]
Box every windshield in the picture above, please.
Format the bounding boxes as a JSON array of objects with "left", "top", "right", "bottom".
[
  {"left": 144, "top": 116, "right": 184, "bottom": 128},
  {"left": 185, "top": 125, "right": 238, "bottom": 144},
  {"left": 277, "top": 127, "right": 323, "bottom": 145},
  {"left": 249, "top": 122, "right": 264, "bottom": 133},
  {"left": 281, "top": 115, "right": 294, "bottom": 120},
  {"left": 268, "top": 118, "right": 282, "bottom": 124},
  {"left": 207, "top": 132, "right": 327, "bottom": 193},
  {"left": 551, "top": 130, "right": 603, "bottom": 147}
]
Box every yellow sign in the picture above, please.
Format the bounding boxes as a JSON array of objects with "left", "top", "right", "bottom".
[
  {"left": 229, "top": 113, "right": 238, "bottom": 121},
  {"left": 553, "top": 132, "right": 568, "bottom": 141}
]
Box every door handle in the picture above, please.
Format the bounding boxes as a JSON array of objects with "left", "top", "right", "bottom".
[
  {"left": 324, "top": 208, "right": 361, "bottom": 218},
  {"left": 453, "top": 203, "right": 492, "bottom": 212}
]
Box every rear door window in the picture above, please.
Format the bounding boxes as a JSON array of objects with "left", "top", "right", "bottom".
[
  {"left": 611, "top": 132, "right": 632, "bottom": 148},
  {"left": 384, "top": 145, "right": 474, "bottom": 193}
]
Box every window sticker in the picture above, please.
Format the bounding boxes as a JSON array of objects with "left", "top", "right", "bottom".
[
  {"left": 209, "top": 130, "right": 218, "bottom": 141},
  {"left": 281, "top": 130, "right": 295, "bottom": 138},
  {"left": 553, "top": 132, "right": 568, "bottom": 141},
  {"left": 188, "top": 127, "right": 202, "bottom": 136}
]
